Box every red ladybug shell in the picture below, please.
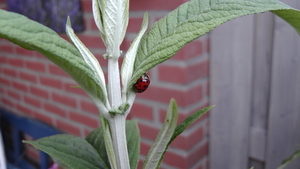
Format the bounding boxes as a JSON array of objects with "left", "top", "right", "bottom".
[{"left": 133, "top": 73, "right": 150, "bottom": 93}]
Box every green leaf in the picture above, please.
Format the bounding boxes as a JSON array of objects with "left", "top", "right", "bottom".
[
  {"left": 130, "top": 0, "right": 300, "bottom": 86},
  {"left": 153, "top": 105, "right": 214, "bottom": 168},
  {"left": 86, "top": 126, "right": 110, "bottom": 168},
  {"left": 86, "top": 120, "right": 140, "bottom": 169},
  {"left": 121, "top": 12, "right": 148, "bottom": 95},
  {"left": 0, "top": 10, "right": 106, "bottom": 105},
  {"left": 66, "top": 17, "right": 108, "bottom": 104},
  {"left": 170, "top": 105, "right": 214, "bottom": 144},
  {"left": 142, "top": 98, "right": 178, "bottom": 169},
  {"left": 101, "top": 0, "right": 129, "bottom": 54},
  {"left": 126, "top": 120, "right": 140, "bottom": 169},
  {"left": 99, "top": 114, "right": 117, "bottom": 169},
  {"left": 24, "top": 134, "right": 108, "bottom": 169},
  {"left": 92, "top": 0, "right": 107, "bottom": 46},
  {"left": 277, "top": 149, "right": 300, "bottom": 169}
]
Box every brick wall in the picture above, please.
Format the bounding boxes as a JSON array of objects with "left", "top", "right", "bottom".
[{"left": 0, "top": 0, "right": 210, "bottom": 168}]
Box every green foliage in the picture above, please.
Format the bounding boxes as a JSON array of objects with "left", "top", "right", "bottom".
[
  {"left": 24, "top": 134, "right": 108, "bottom": 169},
  {"left": 277, "top": 148, "right": 300, "bottom": 169},
  {"left": 86, "top": 120, "right": 140, "bottom": 169},
  {"left": 0, "top": 10, "right": 107, "bottom": 105},
  {"left": 2, "top": 0, "right": 300, "bottom": 168},
  {"left": 142, "top": 98, "right": 178, "bottom": 169},
  {"left": 24, "top": 120, "right": 139, "bottom": 169},
  {"left": 130, "top": 0, "right": 300, "bottom": 86},
  {"left": 125, "top": 120, "right": 140, "bottom": 169},
  {"left": 142, "top": 100, "right": 213, "bottom": 169},
  {"left": 85, "top": 127, "right": 110, "bottom": 168},
  {"left": 170, "top": 105, "right": 214, "bottom": 144}
]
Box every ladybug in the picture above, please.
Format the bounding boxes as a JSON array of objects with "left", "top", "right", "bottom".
[{"left": 133, "top": 73, "right": 150, "bottom": 93}]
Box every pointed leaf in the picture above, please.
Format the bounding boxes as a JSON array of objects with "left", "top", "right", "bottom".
[
  {"left": 170, "top": 105, "right": 214, "bottom": 143},
  {"left": 86, "top": 127, "right": 110, "bottom": 168},
  {"left": 130, "top": 0, "right": 300, "bottom": 86},
  {"left": 151, "top": 105, "right": 215, "bottom": 168},
  {"left": 66, "top": 17, "right": 108, "bottom": 105},
  {"left": 142, "top": 99, "right": 178, "bottom": 169},
  {"left": 277, "top": 149, "right": 300, "bottom": 169},
  {"left": 92, "top": 0, "right": 107, "bottom": 46},
  {"left": 121, "top": 12, "right": 148, "bottom": 95},
  {"left": 24, "top": 134, "right": 108, "bottom": 169},
  {"left": 102, "top": 0, "right": 129, "bottom": 54},
  {"left": 0, "top": 10, "right": 106, "bottom": 104},
  {"left": 99, "top": 115, "right": 117, "bottom": 169}
]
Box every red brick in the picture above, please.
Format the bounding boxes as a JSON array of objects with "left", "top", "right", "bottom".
[
  {"left": 0, "top": 55, "right": 7, "bottom": 63},
  {"left": 8, "top": 58, "right": 24, "bottom": 67},
  {"left": 84, "top": 16, "right": 96, "bottom": 30},
  {"left": 2, "top": 67, "right": 17, "bottom": 77},
  {"left": 56, "top": 120, "right": 81, "bottom": 136},
  {"left": 81, "top": 0, "right": 92, "bottom": 12},
  {"left": 2, "top": 98, "right": 14, "bottom": 107},
  {"left": 138, "top": 84, "right": 203, "bottom": 107},
  {"left": 80, "top": 100, "right": 99, "bottom": 115},
  {"left": 16, "top": 104, "right": 32, "bottom": 116},
  {"left": 52, "top": 92, "right": 77, "bottom": 108},
  {"left": 137, "top": 160, "right": 143, "bottom": 169},
  {"left": 26, "top": 60, "right": 46, "bottom": 72},
  {"left": 0, "top": 77, "right": 10, "bottom": 86},
  {"left": 0, "top": 45, "right": 14, "bottom": 53},
  {"left": 33, "top": 111, "right": 53, "bottom": 125},
  {"left": 129, "top": 103, "right": 153, "bottom": 120},
  {"left": 95, "top": 53, "right": 108, "bottom": 68},
  {"left": 127, "top": 17, "right": 143, "bottom": 33},
  {"left": 187, "top": 142, "right": 209, "bottom": 168},
  {"left": 24, "top": 95, "right": 41, "bottom": 108},
  {"left": 44, "top": 103, "right": 67, "bottom": 117},
  {"left": 140, "top": 142, "right": 151, "bottom": 156},
  {"left": 158, "top": 59, "right": 209, "bottom": 84},
  {"left": 163, "top": 150, "right": 186, "bottom": 169},
  {"left": 19, "top": 71, "right": 37, "bottom": 83},
  {"left": 48, "top": 64, "right": 69, "bottom": 77},
  {"left": 138, "top": 123, "right": 160, "bottom": 140},
  {"left": 76, "top": 34, "right": 105, "bottom": 49},
  {"left": 30, "top": 86, "right": 49, "bottom": 99},
  {"left": 7, "top": 89, "right": 21, "bottom": 100},
  {"left": 120, "top": 37, "right": 132, "bottom": 52},
  {"left": 35, "top": 52, "right": 47, "bottom": 59},
  {"left": 12, "top": 81, "right": 28, "bottom": 92},
  {"left": 130, "top": 0, "right": 188, "bottom": 11},
  {"left": 15, "top": 46, "right": 36, "bottom": 57},
  {"left": 40, "top": 76, "right": 62, "bottom": 89},
  {"left": 69, "top": 111, "right": 98, "bottom": 128}
]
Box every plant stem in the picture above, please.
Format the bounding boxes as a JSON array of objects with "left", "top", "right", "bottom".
[
  {"left": 109, "top": 115, "right": 130, "bottom": 169},
  {"left": 108, "top": 57, "right": 130, "bottom": 169},
  {"left": 108, "top": 58, "right": 122, "bottom": 108}
]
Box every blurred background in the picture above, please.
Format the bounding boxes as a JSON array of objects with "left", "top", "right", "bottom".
[{"left": 0, "top": 0, "right": 299, "bottom": 169}]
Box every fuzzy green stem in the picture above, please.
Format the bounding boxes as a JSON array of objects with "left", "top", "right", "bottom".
[
  {"left": 109, "top": 115, "right": 130, "bottom": 169},
  {"left": 108, "top": 58, "right": 122, "bottom": 108},
  {"left": 108, "top": 57, "right": 130, "bottom": 169}
]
